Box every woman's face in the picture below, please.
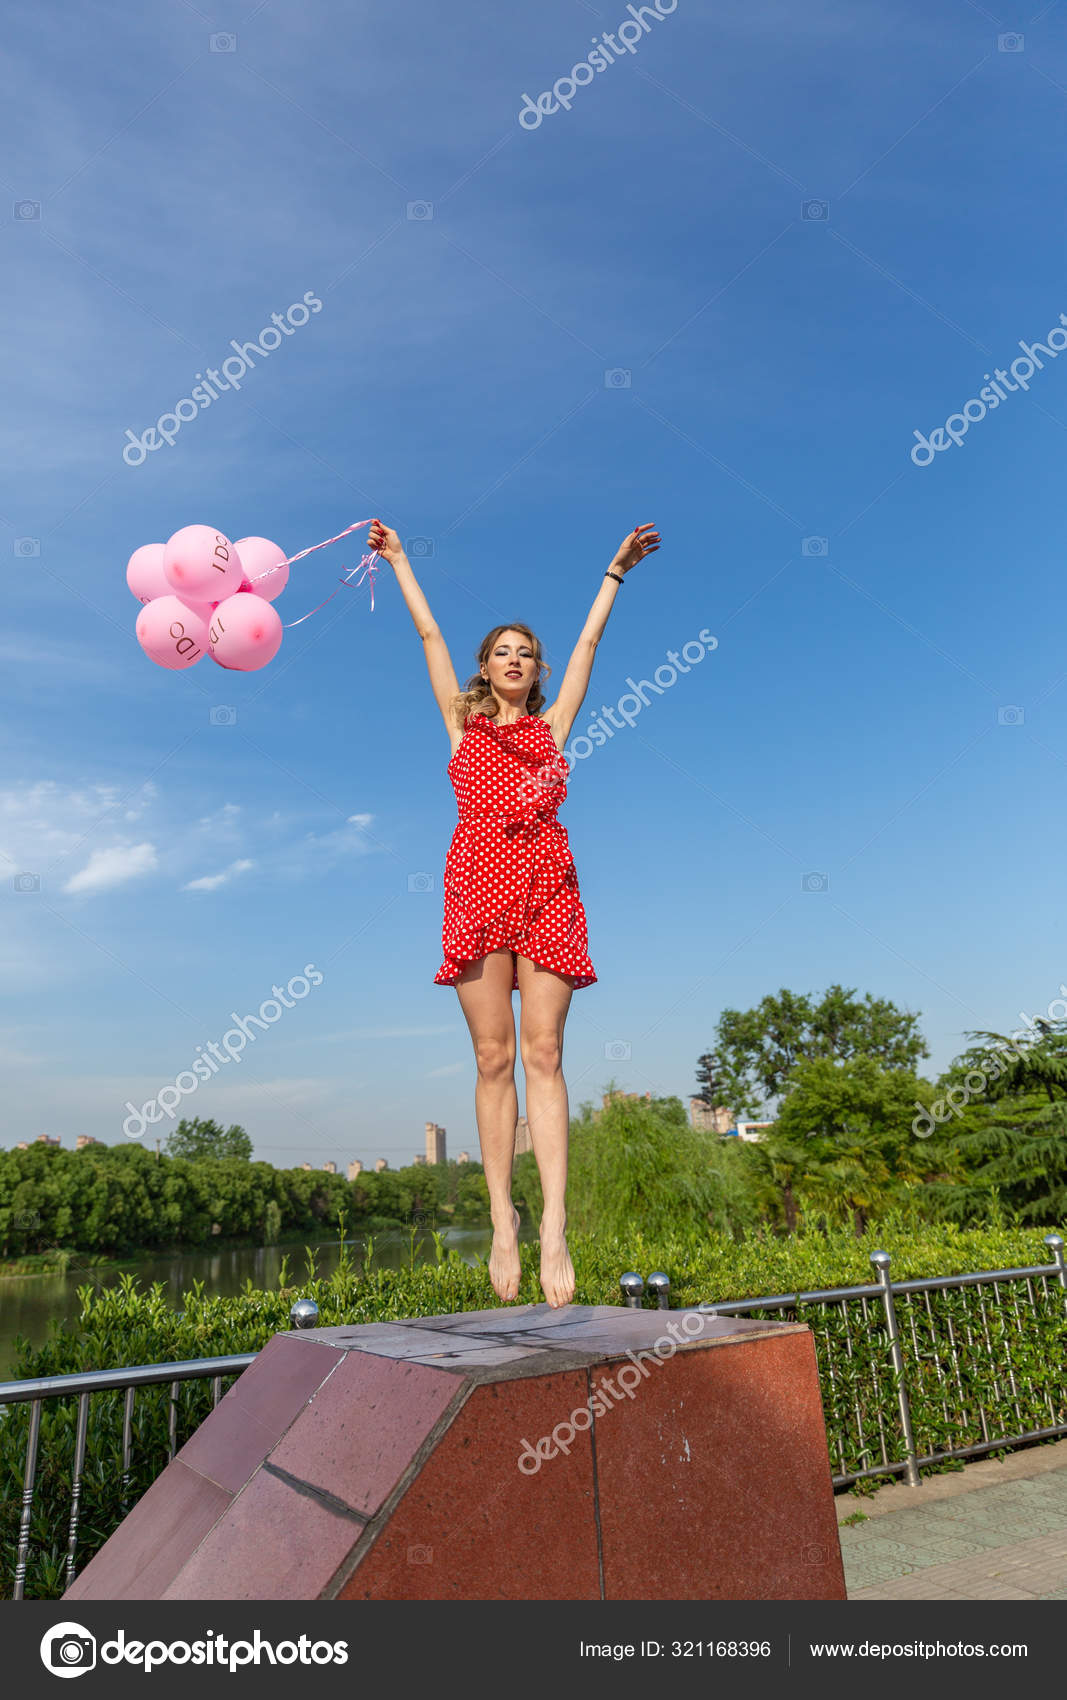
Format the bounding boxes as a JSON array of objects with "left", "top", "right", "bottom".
[{"left": 483, "top": 630, "right": 538, "bottom": 703}]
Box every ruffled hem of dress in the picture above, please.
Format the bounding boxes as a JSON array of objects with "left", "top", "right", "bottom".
[{"left": 433, "top": 949, "right": 597, "bottom": 990}]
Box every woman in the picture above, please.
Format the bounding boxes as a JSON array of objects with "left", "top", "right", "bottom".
[{"left": 367, "top": 518, "right": 661, "bottom": 1309}]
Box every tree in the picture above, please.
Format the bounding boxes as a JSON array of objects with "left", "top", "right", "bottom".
[
  {"left": 763, "top": 1055, "right": 935, "bottom": 1236},
  {"left": 694, "top": 1050, "right": 731, "bottom": 1114},
  {"left": 165, "top": 1117, "right": 253, "bottom": 1163},
  {"left": 709, "top": 984, "right": 928, "bottom": 1119},
  {"left": 564, "top": 1088, "right": 744, "bottom": 1239},
  {"left": 922, "top": 1022, "right": 1067, "bottom": 1224}
]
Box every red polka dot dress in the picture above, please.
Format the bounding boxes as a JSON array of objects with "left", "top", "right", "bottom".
[{"left": 434, "top": 711, "right": 597, "bottom": 991}]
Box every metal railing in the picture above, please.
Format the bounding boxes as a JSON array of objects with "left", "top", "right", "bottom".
[
  {"left": 619, "top": 1234, "right": 1067, "bottom": 1491},
  {"left": 0, "top": 1299, "right": 321, "bottom": 1601}
]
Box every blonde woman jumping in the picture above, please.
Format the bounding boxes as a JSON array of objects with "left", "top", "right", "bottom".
[{"left": 367, "top": 519, "right": 661, "bottom": 1307}]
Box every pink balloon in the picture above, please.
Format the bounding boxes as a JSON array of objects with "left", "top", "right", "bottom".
[
  {"left": 232, "top": 536, "right": 289, "bottom": 601},
  {"left": 176, "top": 593, "right": 215, "bottom": 621},
  {"left": 136, "top": 595, "right": 210, "bottom": 670},
  {"left": 208, "top": 593, "right": 283, "bottom": 671},
  {"left": 126, "top": 543, "right": 170, "bottom": 605},
  {"left": 163, "top": 525, "right": 244, "bottom": 602}
]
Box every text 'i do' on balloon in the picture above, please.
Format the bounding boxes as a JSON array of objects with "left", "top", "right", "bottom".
[
  {"left": 136, "top": 596, "right": 211, "bottom": 670},
  {"left": 163, "top": 525, "right": 245, "bottom": 603},
  {"left": 209, "top": 593, "right": 284, "bottom": 671}
]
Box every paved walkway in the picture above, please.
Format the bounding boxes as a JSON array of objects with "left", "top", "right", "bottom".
[{"left": 837, "top": 1440, "right": 1067, "bottom": 1600}]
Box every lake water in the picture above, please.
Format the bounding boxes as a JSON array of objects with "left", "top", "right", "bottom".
[{"left": 0, "top": 1226, "right": 522, "bottom": 1378}]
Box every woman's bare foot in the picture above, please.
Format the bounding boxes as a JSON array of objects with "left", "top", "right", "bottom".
[
  {"left": 488, "top": 1205, "right": 522, "bottom": 1303},
  {"left": 539, "top": 1211, "right": 575, "bottom": 1308}
]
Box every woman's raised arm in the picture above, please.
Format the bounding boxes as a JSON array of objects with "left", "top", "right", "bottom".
[
  {"left": 543, "top": 522, "right": 661, "bottom": 744},
  {"left": 367, "top": 518, "right": 461, "bottom": 735}
]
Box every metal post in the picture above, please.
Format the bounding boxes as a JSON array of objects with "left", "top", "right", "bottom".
[
  {"left": 870, "top": 1250, "right": 920, "bottom": 1488},
  {"left": 1044, "top": 1234, "right": 1066, "bottom": 1310},
  {"left": 646, "top": 1271, "right": 671, "bottom": 1310},
  {"left": 290, "top": 1299, "right": 320, "bottom": 1330},
  {"left": 619, "top": 1272, "right": 644, "bottom": 1309}
]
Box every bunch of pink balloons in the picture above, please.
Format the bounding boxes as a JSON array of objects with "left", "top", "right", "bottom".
[{"left": 128, "top": 526, "right": 291, "bottom": 672}]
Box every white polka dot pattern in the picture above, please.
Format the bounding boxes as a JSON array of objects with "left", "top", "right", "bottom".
[{"left": 433, "top": 712, "right": 597, "bottom": 991}]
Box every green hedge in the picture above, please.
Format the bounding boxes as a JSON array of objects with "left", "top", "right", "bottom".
[{"left": 2, "top": 1221, "right": 1064, "bottom": 1599}]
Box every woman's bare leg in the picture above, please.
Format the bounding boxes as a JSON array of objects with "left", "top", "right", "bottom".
[
  {"left": 516, "top": 956, "right": 575, "bottom": 1308},
  {"left": 454, "top": 949, "right": 522, "bottom": 1302}
]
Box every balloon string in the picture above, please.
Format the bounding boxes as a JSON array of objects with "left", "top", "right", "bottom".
[
  {"left": 245, "top": 518, "right": 382, "bottom": 629},
  {"left": 283, "top": 553, "right": 380, "bottom": 628}
]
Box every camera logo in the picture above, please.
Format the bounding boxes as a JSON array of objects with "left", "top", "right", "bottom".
[
  {"left": 998, "top": 32, "right": 1023, "bottom": 52},
  {"left": 997, "top": 705, "right": 1024, "bottom": 726},
  {"left": 13, "top": 872, "right": 41, "bottom": 893},
  {"left": 210, "top": 32, "right": 236, "bottom": 51},
  {"left": 40, "top": 1622, "right": 97, "bottom": 1679},
  {"left": 209, "top": 705, "right": 237, "bottom": 726},
  {"left": 15, "top": 200, "right": 41, "bottom": 220},
  {"left": 801, "top": 536, "right": 828, "bottom": 556},
  {"left": 406, "top": 536, "right": 434, "bottom": 557},
  {"left": 408, "top": 872, "right": 434, "bottom": 893},
  {"left": 407, "top": 201, "right": 434, "bottom": 220},
  {"left": 15, "top": 538, "right": 41, "bottom": 556},
  {"left": 605, "top": 1039, "right": 631, "bottom": 1060},
  {"left": 605, "top": 368, "right": 631, "bottom": 388},
  {"left": 802, "top": 872, "right": 829, "bottom": 893},
  {"left": 802, "top": 199, "right": 829, "bottom": 220}
]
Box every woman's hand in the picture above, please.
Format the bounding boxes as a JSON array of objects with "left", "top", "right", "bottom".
[
  {"left": 367, "top": 518, "right": 406, "bottom": 566},
  {"left": 610, "top": 521, "right": 660, "bottom": 576}
]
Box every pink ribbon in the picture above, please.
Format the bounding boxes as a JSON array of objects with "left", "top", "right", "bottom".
[{"left": 246, "top": 519, "right": 382, "bottom": 628}]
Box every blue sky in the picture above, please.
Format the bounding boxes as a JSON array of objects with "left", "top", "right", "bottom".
[{"left": 3, "top": 0, "right": 1067, "bottom": 1168}]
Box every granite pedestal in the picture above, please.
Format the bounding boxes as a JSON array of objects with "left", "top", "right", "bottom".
[{"left": 65, "top": 1303, "right": 846, "bottom": 1601}]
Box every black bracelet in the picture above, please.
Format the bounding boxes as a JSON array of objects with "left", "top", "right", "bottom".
[{"left": 605, "top": 570, "right": 625, "bottom": 584}]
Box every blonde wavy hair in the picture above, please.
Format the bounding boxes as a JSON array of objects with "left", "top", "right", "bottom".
[{"left": 450, "top": 622, "right": 552, "bottom": 730}]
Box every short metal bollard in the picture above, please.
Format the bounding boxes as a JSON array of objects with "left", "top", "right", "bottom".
[
  {"left": 289, "top": 1298, "right": 320, "bottom": 1330},
  {"left": 646, "top": 1271, "right": 671, "bottom": 1310},
  {"left": 619, "top": 1272, "right": 644, "bottom": 1309}
]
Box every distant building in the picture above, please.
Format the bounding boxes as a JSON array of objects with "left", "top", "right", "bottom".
[
  {"left": 733, "top": 1121, "right": 774, "bottom": 1142},
  {"left": 375, "top": 1157, "right": 389, "bottom": 1172},
  {"left": 425, "top": 1121, "right": 447, "bottom": 1165},
  {"left": 322, "top": 1160, "right": 336, "bottom": 1174},
  {"left": 514, "top": 1115, "right": 532, "bottom": 1156},
  {"left": 347, "top": 1159, "right": 363, "bottom": 1181},
  {"left": 299, "top": 1161, "right": 312, "bottom": 1171},
  {"left": 75, "top": 1135, "right": 102, "bottom": 1150},
  {"left": 413, "top": 1153, "right": 426, "bottom": 1166},
  {"left": 689, "top": 1097, "right": 735, "bottom": 1134},
  {"left": 457, "top": 1151, "right": 470, "bottom": 1163}
]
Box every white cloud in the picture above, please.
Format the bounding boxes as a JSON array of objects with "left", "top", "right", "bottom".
[
  {"left": 426, "top": 1061, "right": 467, "bottom": 1077},
  {"left": 182, "top": 857, "right": 255, "bottom": 892},
  {"left": 63, "top": 841, "right": 159, "bottom": 894}
]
